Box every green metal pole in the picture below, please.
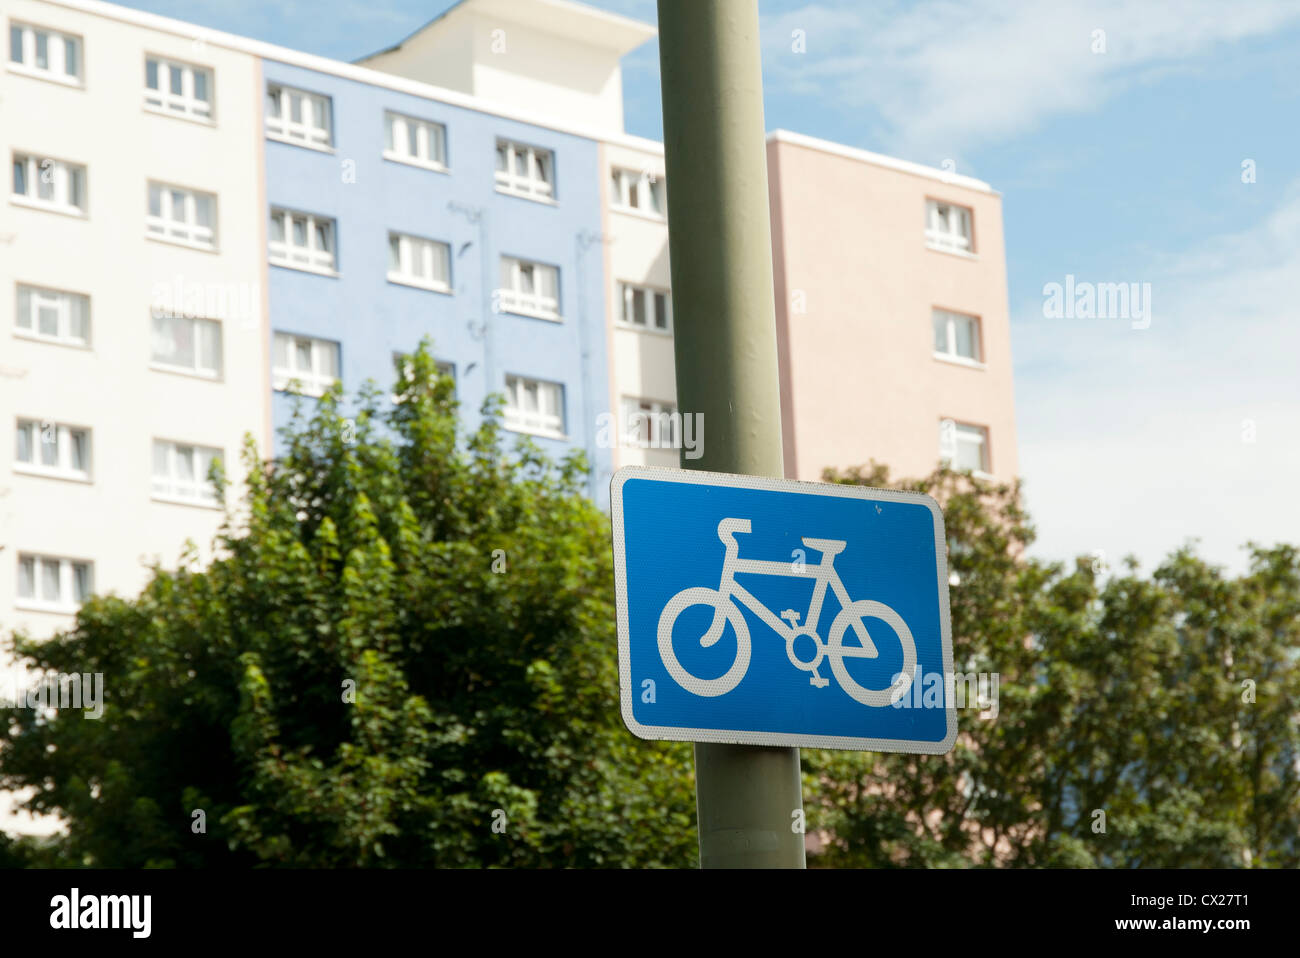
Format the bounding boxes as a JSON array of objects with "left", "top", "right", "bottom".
[{"left": 656, "top": 0, "right": 806, "bottom": 869}]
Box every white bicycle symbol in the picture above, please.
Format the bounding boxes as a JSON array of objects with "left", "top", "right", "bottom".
[{"left": 657, "top": 517, "right": 917, "bottom": 707}]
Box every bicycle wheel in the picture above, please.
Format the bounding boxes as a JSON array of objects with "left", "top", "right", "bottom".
[
  {"left": 827, "top": 600, "right": 917, "bottom": 708},
  {"left": 657, "top": 587, "right": 751, "bottom": 697}
]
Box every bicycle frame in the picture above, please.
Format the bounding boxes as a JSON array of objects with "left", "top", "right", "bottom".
[{"left": 716, "top": 543, "right": 850, "bottom": 643}]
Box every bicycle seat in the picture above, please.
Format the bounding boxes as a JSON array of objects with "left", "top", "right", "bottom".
[{"left": 801, "top": 537, "right": 846, "bottom": 557}]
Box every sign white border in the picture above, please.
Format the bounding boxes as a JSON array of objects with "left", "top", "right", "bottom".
[{"left": 610, "top": 465, "right": 958, "bottom": 754}]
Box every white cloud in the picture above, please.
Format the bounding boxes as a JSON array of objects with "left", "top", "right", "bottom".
[
  {"left": 1014, "top": 183, "right": 1300, "bottom": 574},
  {"left": 759, "top": 0, "right": 1300, "bottom": 163}
]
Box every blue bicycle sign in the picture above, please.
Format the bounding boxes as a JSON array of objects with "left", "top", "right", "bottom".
[{"left": 612, "top": 467, "right": 956, "bottom": 753}]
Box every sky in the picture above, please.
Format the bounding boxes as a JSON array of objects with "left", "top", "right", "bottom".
[{"left": 116, "top": 0, "right": 1300, "bottom": 576}]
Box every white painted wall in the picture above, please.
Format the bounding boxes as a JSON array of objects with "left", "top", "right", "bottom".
[
  {"left": 601, "top": 141, "right": 677, "bottom": 469},
  {"left": 359, "top": 0, "right": 651, "bottom": 136},
  {"left": 0, "top": 0, "right": 266, "bottom": 835},
  {"left": 470, "top": 14, "right": 626, "bottom": 135}
]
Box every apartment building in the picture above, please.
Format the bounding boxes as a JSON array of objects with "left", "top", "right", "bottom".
[
  {"left": 599, "top": 139, "right": 676, "bottom": 468},
  {"left": 259, "top": 54, "right": 614, "bottom": 502},
  {"left": 353, "top": 0, "right": 660, "bottom": 489},
  {"left": 1, "top": 3, "right": 269, "bottom": 633},
  {"left": 0, "top": 0, "right": 1019, "bottom": 837},
  {"left": 767, "top": 131, "right": 1019, "bottom": 485},
  {"left": 0, "top": 0, "right": 1023, "bottom": 642},
  {"left": 0, "top": 0, "right": 268, "bottom": 833}
]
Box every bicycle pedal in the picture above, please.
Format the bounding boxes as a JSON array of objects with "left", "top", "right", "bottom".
[{"left": 810, "top": 677, "right": 829, "bottom": 688}]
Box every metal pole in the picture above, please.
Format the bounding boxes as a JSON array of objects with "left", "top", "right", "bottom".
[{"left": 656, "top": 0, "right": 805, "bottom": 869}]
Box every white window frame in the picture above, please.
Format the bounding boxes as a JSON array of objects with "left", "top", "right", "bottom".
[
  {"left": 14, "top": 284, "right": 90, "bottom": 347},
  {"left": 618, "top": 282, "right": 672, "bottom": 332},
  {"left": 8, "top": 21, "right": 82, "bottom": 86},
  {"left": 147, "top": 181, "right": 217, "bottom": 250},
  {"left": 269, "top": 207, "right": 336, "bottom": 274},
  {"left": 151, "top": 438, "right": 222, "bottom": 507},
  {"left": 11, "top": 152, "right": 86, "bottom": 216},
  {"left": 16, "top": 553, "right": 93, "bottom": 614},
  {"left": 504, "top": 375, "right": 565, "bottom": 439},
  {"left": 610, "top": 167, "right": 665, "bottom": 218},
  {"left": 387, "top": 232, "right": 451, "bottom": 293},
  {"left": 495, "top": 139, "right": 554, "bottom": 201},
  {"left": 150, "top": 313, "right": 222, "bottom": 378},
  {"left": 384, "top": 111, "right": 447, "bottom": 171},
  {"left": 273, "top": 332, "right": 340, "bottom": 397},
  {"left": 620, "top": 397, "right": 679, "bottom": 449},
  {"left": 939, "top": 419, "right": 991, "bottom": 476},
  {"left": 144, "top": 54, "right": 213, "bottom": 121},
  {"left": 932, "top": 307, "right": 983, "bottom": 365},
  {"left": 15, "top": 419, "right": 92, "bottom": 481},
  {"left": 498, "top": 256, "right": 560, "bottom": 321},
  {"left": 265, "top": 84, "right": 333, "bottom": 149},
  {"left": 925, "top": 199, "right": 973, "bottom": 254}
]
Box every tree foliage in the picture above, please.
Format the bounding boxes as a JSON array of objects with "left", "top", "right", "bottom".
[
  {"left": 0, "top": 344, "right": 696, "bottom": 868},
  {"left": 3, "top": 365, "right": 1296, "bottom": 868},
  {"left": 806, "top": 462, "right": 1300, "bottom": 868}
]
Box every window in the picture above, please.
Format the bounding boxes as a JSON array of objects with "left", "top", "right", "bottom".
[
  {"left": 504, "top": 375, "right": 564, "bottom": 438},
  {"left": 151, "top": 314, "right": 222, "bottom": 377},
  {"left": 932, "top": 308, "right": 982, "bottom": 363},
  {"left": 939, "top": 419, "right": 990, "bottom": 474},
  {"left": 273, "top": 332, "right": 340, "bottom": 397},
  {"left": 384, "top": 112, "right": 447, "bottom": 170},
  {"left": 621, "top": 398, "right": 678, "bottom": 448},
  {"left": 269, "top": 207, "right": 336, "bottom": 273},
  {"left": 144, "top": 56, "right": 213, "bottom": 120},
  {"left": 498, "top": 257, "right": 559, "bottom": 320},
  {"left": 15, "top": 284, "right": 89, "bottom": 346},
  {"left": 619, "top": 282, "right": 671, "bottom": 331},
  {"left": 926, "top": 199, "right": 973, "bottom": 253},
  {"left": 16, "top": 554, "right": 93, "bottom": 612},
  {"left": 8, "top": 22, "right": 81, "bottom": 84},
  {"left": 15, "top": 419, "right": 91, "bottom": 480},
  {"left": 387, "top": 232, "right": 451, "bottom": 292},
  {"left": 610, "top": 167, "right": 664, "bottom": 217},
  {"left": 265, "top": 84, "right": 332, "bottom": 148},
  {"left": 12, "top": 153, "right": 85, "bottom": 215},
  {"left": 151, "top": 439, "right": 222, "bottom": 506},
  {"left": 495, "top": 139, "right": 553, "bottom": 200},
  {"left": 147, "top": 182, "right": 216, "bottom": 249}
]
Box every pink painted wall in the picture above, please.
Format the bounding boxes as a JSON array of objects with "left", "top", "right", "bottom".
[{"left": 767, "top": 134, "right": 1019, "bottom": 486}]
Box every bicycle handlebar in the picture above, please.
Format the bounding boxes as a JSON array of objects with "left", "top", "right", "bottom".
[{"left": 717, "top": 517, "right": 752, "bottom": 543}]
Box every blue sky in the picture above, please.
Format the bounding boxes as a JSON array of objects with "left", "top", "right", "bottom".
[{"left": 119, "top": 0, "right": 1300, "bottom": 575}]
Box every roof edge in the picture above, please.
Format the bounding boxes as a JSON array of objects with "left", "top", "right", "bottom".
[
  {"left": 40, "top": 0, "right": 660, "bottom": 150},
  {"left": 767, "top": 129, "right": 999, "bottom": 196}
]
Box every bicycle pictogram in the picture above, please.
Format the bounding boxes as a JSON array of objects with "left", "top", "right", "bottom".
[{"left": 657, "top": 517, "right": 918, "bottom": 707}]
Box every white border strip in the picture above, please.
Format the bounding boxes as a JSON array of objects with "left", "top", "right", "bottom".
[{"left": 610, "top": 465, "right": 957, "bottom": 754}]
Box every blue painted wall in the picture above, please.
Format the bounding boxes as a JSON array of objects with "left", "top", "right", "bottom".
[{"left": 261, "top": 59, "right": 612, "bottom": 502}]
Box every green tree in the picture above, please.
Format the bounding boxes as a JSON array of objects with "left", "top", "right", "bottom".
[
  {"left": 6, "top": 379, "right": 1296, "bottom": 869},
  {"left": 0, "top": 343, "right": 696, "bottom": 868},
  {"left": 805, "top": 463, "right": 1300, "bottom": 868}
]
